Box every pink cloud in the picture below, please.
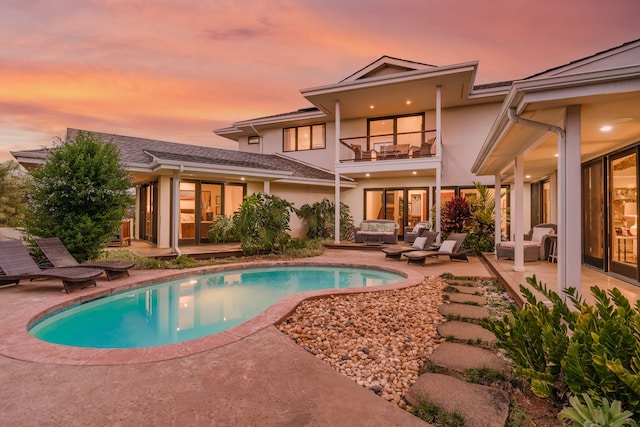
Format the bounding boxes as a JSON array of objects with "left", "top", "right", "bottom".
[{"left": 1, "top": 0, "right": 639, "bottom": 160}]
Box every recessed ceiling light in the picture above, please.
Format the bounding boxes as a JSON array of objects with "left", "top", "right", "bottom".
[
  {"left": 369, "top": 105, "right": 374, "bottom": 109},
  {"left": 240, "top": 177, "right": 245, "bottom": 181},
  {"left": 525, "top": 175, "right": 531, "bottom": 179},
  {"left": 412, "top": 171, "right": 417, "bottom": 175},
  {"left": 554, "top": 153, "right": 559, "bottom": 157},
  {"left": 406, "top": 100, "right": 412, "bottom": 105},
  {"left": 600, "top": 125, "right": 613, "bottom": 132},
  {"left": 365, "top": 173, "right": 370, "bottom": 177}
]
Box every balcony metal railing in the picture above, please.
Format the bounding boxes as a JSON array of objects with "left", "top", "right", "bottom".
[{"left": 339, "top": 129, "right": 438, "bottom": 163}]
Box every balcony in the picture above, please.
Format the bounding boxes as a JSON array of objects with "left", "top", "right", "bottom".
[{"left": 339, "top": 129, "right": 438, "bottom": 163}]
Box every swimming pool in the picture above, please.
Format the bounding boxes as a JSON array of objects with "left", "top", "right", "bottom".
[{"left": 30, "top": 265, "right": 404, "bottom": 349}]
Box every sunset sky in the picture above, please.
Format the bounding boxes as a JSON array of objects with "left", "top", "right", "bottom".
[{"left": 1, "top": 0, "right": 639, "bottom": 161}]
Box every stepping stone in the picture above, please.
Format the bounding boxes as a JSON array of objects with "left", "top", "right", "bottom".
[
  {"left": 445, "top": 279, "right": 477, "bottom": 287},
  {"left": 438, "top": 303, "right": 489, "bottom": 320},
  {"left": 448, "top": 284, "right": 484, "bottom": 295},
  {"left": 437, "top": 321, "right": 496, "bottom": 344},
  {"left": 445, "top": 292, "right": 487, "bottom": 305},
  {"left": 429, "top": 342, "right": 510, "bottom": 373},
  {"left": 406, "top": 373, "right": 509, "bottom": 427}
]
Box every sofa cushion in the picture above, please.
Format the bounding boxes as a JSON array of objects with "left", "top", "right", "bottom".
[{"left": 531, "top": 227, "right": 553, "bottom": 242}]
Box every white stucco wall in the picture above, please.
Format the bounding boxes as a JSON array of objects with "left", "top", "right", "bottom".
[{"left": 440, "top": 103, "right": 502, "bottom": 187}]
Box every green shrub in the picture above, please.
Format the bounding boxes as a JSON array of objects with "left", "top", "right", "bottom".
[
  {"left": 233, "top": 193, "right": 295, "bottom": 256},
  {"left": 207, "top": 215, "right": 237, "bottom": 243},
  {"left": 24, "top": 131, "right": 133, "bottom": 262},
  {"left": 0, "top": 160, "right": 30, "bottom": 227},
  {"left": 296, "top": 198, "right": 355, "bottom": 240},
  {"left": 172, "top": 254, "right": 199, "bottom": 269},
  {"left": 558, "top": 393, "right": 637, "bottom": 426},
  {"left": 485, "top": 275, "right": 640, "bottom": 412},
  {"left": 97, "top": 249, "right": 168, "bottom": 269}
]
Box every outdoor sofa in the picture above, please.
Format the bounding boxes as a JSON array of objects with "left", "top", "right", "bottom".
[
  {"left": 495, "top": 223, "right": 557, "bottom": 261},
  {"left": 354, "top": 220, "right": 399, "bottom": 245}
]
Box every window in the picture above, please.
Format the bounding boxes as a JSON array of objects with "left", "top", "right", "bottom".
[
  {"left": 283, "top": 124, "right": 325, "bottom": 152},
  {"left": 248, "top": 136, "right": 260, "bottom": 145},
  {"left": 368, "top": 114, "right": 424, "bottom": 151}
]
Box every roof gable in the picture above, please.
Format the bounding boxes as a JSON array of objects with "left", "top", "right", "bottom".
[
  {"left": 526, "top": 38, "right": 640, "bottom": 80},
  {"left": 340, "top": 55, "right": 437, "bottom": 82}
]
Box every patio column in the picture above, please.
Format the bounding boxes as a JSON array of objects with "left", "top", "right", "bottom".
[
  {"left": 171, "top": 169, "right": 181, "bottom": 255},
  {"left": 435, "top": 85, "right": 442, "bottom": 157},
  {"left": 334, "top": 100, "right": 341, "bottom": 244},
  {"left": 513, "top": 155, "right": 525, "bottom": 272},
  {"left": 434, "top": 86, "right": 442, "bottom": 242},
  {"left": 559, "top": 105, "right": 582, "bottom": 295},
  {"left": 263, "top": 180, "right": 270, "bottom": 195},
  {"left": 435, "top": 164, "right": 442, "bottom": 243},
  {"left": 494, "top": 173, "right": 502, "bottom": 250}
]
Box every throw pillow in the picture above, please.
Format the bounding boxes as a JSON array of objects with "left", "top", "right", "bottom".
[
  {"left": 438, "top": 240, "right": 457, "bottom": 254},
  {"left": 412, "top": 236, "right": 428, "bottom": 249},
  {"left": 412, "top": 224, "right": 423, "bottom": 234},
  {"left": 531, "top": 227, "right": 553, "bottom": 242}
]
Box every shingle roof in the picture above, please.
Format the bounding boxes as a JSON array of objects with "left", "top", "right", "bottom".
[{"left": 66, "top": 129, "right": 343, "bottom": 182}]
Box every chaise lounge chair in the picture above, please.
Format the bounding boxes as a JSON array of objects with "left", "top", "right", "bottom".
[
  {"left": 382, "top": 231, "right": 439, "bottom": 259},
  {"left": 0, "top": 240, "right": 103, "bottom": 293},
  {"left": 402, "top": 232, "right": 471, "bottom": 265},
  {"left": 36, "top": 237, "right": 135, "bottom": 280}
]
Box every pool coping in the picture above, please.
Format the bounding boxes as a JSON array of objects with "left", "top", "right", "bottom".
[{"left": 1, "top": 260, "right": 424, "bottom": 366}]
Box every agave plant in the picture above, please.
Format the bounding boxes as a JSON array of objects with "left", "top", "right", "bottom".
[{"left": 558, "top": 393, "right": 637, "bottom": 426}]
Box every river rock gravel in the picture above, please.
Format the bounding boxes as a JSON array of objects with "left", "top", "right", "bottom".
[{"left": 277, "top": 276, "right": 448, "bottom": 409}]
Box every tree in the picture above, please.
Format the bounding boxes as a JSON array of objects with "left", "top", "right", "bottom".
[
  {"left": 24, "top": 131, "right": 133, "bottom": 262},
  {"left": 0, "top": 161, "right": 30, "bottom": 227}
]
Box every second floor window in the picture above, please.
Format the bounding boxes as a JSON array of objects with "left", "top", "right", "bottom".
[{"left": 283, "top": 124, "right": 325, "bottom": 152}]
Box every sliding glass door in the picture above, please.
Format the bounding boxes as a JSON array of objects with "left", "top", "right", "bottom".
[
  {"left": 583, "top": 159, "right": 605, "bottom": 269},
  {"left": 610, "top": 150, "right": 638, "bottom": 280}
]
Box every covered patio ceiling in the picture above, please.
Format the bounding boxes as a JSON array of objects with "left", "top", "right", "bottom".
[{"left": 473, "top": 66, "right": 640, "bottom": 182}]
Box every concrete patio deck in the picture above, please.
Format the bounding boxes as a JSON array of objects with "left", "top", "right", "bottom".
[{"left": 1, "top": 245, "right": 638, "bottom": 425}]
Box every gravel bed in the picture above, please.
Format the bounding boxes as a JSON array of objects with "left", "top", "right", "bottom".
[{"left": 277, "top": 276, "right": 448, "bottom": 409}]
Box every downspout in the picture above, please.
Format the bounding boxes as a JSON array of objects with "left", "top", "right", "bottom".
[
  {"left": 250, "top": 122, "right": 263, "bottom": 154},
  {"left": 507, "top": 108, "right": 567, "bottom": 295}
]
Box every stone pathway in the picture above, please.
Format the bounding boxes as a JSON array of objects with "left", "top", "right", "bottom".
[{"left": 406, "top": 278, "right": 511, "bottom": 427}]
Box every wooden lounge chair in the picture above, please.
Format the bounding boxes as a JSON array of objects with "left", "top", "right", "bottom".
[
  {"left": 0, "top": 240, "right": 103, "bottom": 293},
  {"left": 382, "top": 231, "right": 438, "bottom": 259},
  {"left": 402, "top": 232, "right": 471, "bottom": 264},
  {"left": 36, "top": 237, "right": 135, "bottom": 280}
]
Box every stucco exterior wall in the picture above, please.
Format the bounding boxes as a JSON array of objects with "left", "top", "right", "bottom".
[{"left": 441, "top": 103, "right": 502, "bottom": 187}]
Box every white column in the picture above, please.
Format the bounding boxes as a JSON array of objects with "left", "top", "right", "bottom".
[
  {"left": 263, "top": 181, "right": 270, "bottom": 195},
  {"left": 435, "top": 85, "right": 442, "bottom": 157},
  {"left": 334, "top": 101, "right": 341, "bottom": 244},
  {"left": 560, "top": 105, "right": 582, "bottom": 295},
  {"left": 513, "top": 155, "right": 525, "bottom": 272},
  {"left": 171, "top": 170, "right": 181, "bottom": 255},
  {"left": 434, "top": 85, "right": 442, "bottom": 243},
  {"left": 435, "top": 164, "right": 442, "bottom": 244},
  {"left": 494, "top": 173, "right": 502, "bottom": 250}
]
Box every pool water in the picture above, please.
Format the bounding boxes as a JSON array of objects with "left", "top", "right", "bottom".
[{"left": 30, "top": 265, "right": 403, "bottom": 348}]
